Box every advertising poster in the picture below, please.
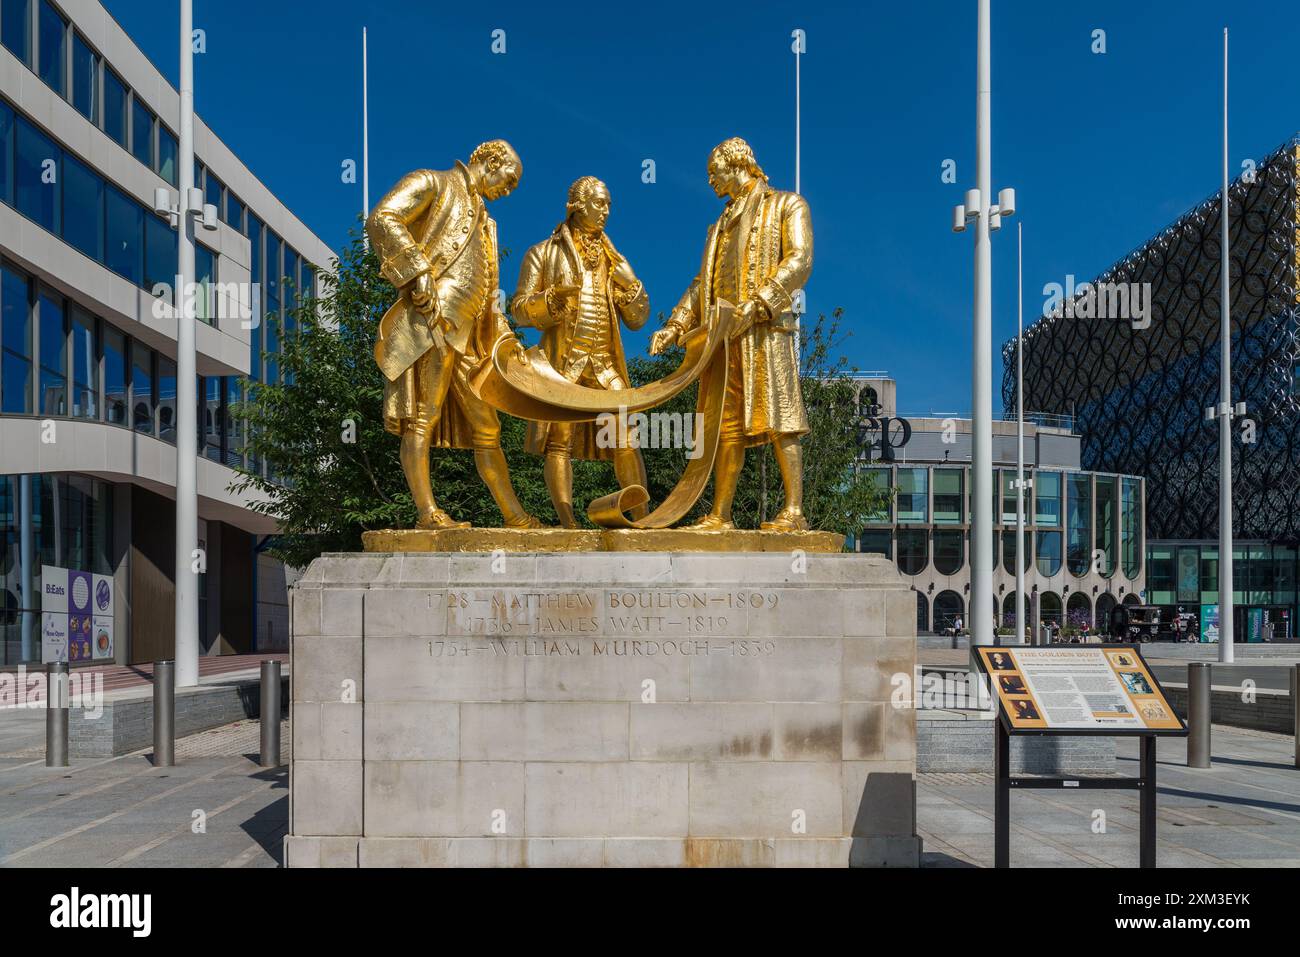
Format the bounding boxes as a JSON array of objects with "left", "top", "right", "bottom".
[
  {"left": 92, "top": 616, "right": 114, "bottom": 660},
  {"left": 1176, "top": 547, "right": 1199, "bottom": 602},
  {"left": 976, "top": 646, "right": 1184, "bottom": 733},
  {"left": 67, "top": 570, "right": 94, "bottom": 661},
  {"left": 41, "top": 611, "right": 69, "bottom": 664},
  {"left": 92, "top": 572, "right": 115, "bottom": 617},
  {"left": 1200, "top": 603, "right": 1220, "bottom": 643},
  {"left": 40, "top": 565, "right": 69, "bottom": 663}
]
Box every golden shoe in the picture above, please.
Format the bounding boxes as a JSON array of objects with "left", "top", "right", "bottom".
[
  {"left": 680, "top": 515, "right": 735, "bottom": 531},
  {"left": 417, "top": 508, "right": 471, "bottom": 530},
  {"left": 760, "top": 508, "right": 809, "bottom": 532},
  {"left": 505, "top": 514, "right": 547, "bottom": 530}
]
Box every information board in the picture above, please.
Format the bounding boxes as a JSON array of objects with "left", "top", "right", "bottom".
[{"left": 973, "top": 645, "right": 1185, "bottom": 734}]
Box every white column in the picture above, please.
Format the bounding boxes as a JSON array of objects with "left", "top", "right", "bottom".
[
  {"left": 970, "top": 0, "right": 994, "bottom": 646},
  {"left": 1218, "top": 27, "right": 1234, "bottom": 663},
  {"left": 174, "top": 0, "right": 199, "bottom": 687}
]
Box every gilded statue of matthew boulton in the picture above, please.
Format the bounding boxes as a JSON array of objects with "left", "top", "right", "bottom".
[{"left": 367, "top": 140, "right": 541, "bottom": 530}]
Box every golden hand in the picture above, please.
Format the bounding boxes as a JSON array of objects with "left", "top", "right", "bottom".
[
  {"left": 409, "top": 272, "right": 437, "bottom": 318},
  {"left": 649, "top": 325, "right": 679, "bottom": 355}
]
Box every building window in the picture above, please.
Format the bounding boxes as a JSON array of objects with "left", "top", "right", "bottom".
[
  {"left": 16, "top": 116, "right": 59, "bottom": 232},
  {"left": 102, "top": 69, "right": 127, "bottom": 147},
  {"left": 1067, "top": 592, "right": 1092, "bottom": 630},
  {"left": 897, "top": 528, "right": 928, "bottom": 575},
  {"left": 1, "top": 0, "right": 32, "bottom": 66},
  {"left": 916, "top": 592, "right": 928, "bottom": 633},
  {"left": 226, "top": 192, "right": 245, "bottom": 234},
  {"left": 1034, "top": 471, "right": 1061, "bottom": 526},
  {"left": 858, "top": 529, "right": 891, "bottom": 560},
  {"left": 202, "top": 376, "right": 221, "bottom": 461},
  {"left": 70, "top": 31, "right": 98, "bottom": 123},
  {"left": 1, "top": 265, "right": 33, "bottom": 414},
  {"left": 1040, "top": 592, "right": 1063, "bottom": 628},
  {"left": 132, "top": 344, "right": 152, "bottom": 434},
  {"left": 933, "top": 529, "right": 963, "bottom": 575},
  {"left": 897, "top": 468, "right": 927, "bottom": 523},
  {"left": 105, "top": 184, "right": 143, "bottom": 284},
  {"left": 69, "top": 307, "right": 96, "bottom": 419},
  {"left": 1095, "top": 476, "right": 1116, "bottom": 577},
  {"left": 61, "top": 152, "right": 104, "bottom": 262},
  {"left": 1199, "top": 547, "right": 1218, "bottom": 604},
  {"left": 0, "top": 99, "right": 12, "bottom": 206},
  {"left": 103, "top": 324, "right": 126, "bottom": 425},
  {"left": 205, "top": 170, "right": 223, "bottom": 221},
  {"left": 1035, "top": 530, "right": 1062, "bottom": 577},
  {"left": 1002, "top": 530, "right": 1025, "bottom": 575},
  {"left": 933, "top": 591, "right": 964, "bottom": 631},
  {"left": 157, "top": 126, "right": 178, "bottom": 186},
  {"left": 223, "top": 377, "right": 243, "bottom": 467},
  {"left": 195, "top": 242, "right": 216, "bottom": 325},
  {"left": 1000, "top": 470, "right": 1021, "bottom": 524},
  {"left": 862, "top": 467, "right": 890, "bottom": 523},
  {"left": 131, "top": 98, "right": 154, "bottom": 169},
  {"left": 37, "top": 0, "right": 66, "bottom": 97},
  {"left": 1095, "top": 593, "right": 1117, "bottom": 630},
  {"left": 1066, "top": 473, "right": 1091, "bottom": 576},
  {"left": 157, "top": 356, "right": 176, "bottom": 443},
  {"left": 247, "top": 214, "right": 264, "bottom": 381},
  {"left": 37, "top": 290, "right": 64, "bottom": 415},
  {"left": 933, "top": 468, "right": 962, "bottom": 524},
  {"left": 144, "top": 213, "right": 177, "bottom": 300},
  {"left": 1121, "top": 477, "right": 1141, "bottom": 579}
]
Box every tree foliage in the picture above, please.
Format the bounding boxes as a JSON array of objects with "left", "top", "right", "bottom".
[{"left": 232, "top": 234, "right": 888, "bottom": 567}]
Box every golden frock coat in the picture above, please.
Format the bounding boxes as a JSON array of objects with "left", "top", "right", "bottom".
[
  {"left": 366, "top": 162, "right": 511, "bottom": 447},
  {"left": 511, "top": 224, "right": 650, "bottom": 460},
  {"left": 670, "top": 183, "right": 812, "bottom": 444}
]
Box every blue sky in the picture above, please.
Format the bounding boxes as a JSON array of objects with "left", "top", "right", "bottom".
[{"left": 103, "top": 0, "right": 1300, "bottom": 416}]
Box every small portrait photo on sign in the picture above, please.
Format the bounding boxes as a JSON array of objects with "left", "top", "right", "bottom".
[
  {"left": 1107, "top": 651, "right": 1136, "bottom": 668},
  {"left": 998, "top": 674, "right": 1028, "bottom": 695},
  {"left": 987, "top": 651, "right": 1016, "bottom": 671},
  {"left": 1011, "top": 699, "right": 1041, "bottom": 721},
  {"left": 1138, "top": 699, "right": 1171, "bottom": 722},
  {"left": 1118, "top": 671, "right": 1154, "bottom": 696}
]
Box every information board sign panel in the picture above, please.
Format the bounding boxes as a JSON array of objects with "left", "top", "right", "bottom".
[{"left": 973, "top": 645, "right": 1185, "bottom": 735}]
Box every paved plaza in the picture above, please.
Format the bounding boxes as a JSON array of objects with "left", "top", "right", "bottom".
[{"left": 0, "top": 706, "right": 1295, "bottom": 867}]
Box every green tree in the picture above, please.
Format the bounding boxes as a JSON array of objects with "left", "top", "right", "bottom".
[{"left": 233, "top": 234, "right": 886, "bottom": 567}]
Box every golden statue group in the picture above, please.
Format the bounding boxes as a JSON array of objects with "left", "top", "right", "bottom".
[{"left": 367, "top": 136, "right": 817, "bottom": 539}]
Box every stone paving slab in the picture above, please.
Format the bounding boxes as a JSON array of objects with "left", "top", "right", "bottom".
[
  {"left": 919, "top": 724, "right": 1300, "bottom": 867},
  {"left": 0, "top": 719, "right": 289, "bottom": 869}
]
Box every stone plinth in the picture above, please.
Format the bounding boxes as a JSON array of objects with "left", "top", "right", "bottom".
[{"left": 285, "top": 551, "right": 920, "bottom": 868}]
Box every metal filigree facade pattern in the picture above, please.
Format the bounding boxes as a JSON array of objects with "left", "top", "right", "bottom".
[{"left": 1003, "top": 136, "right": 1300, "bottom": 543}]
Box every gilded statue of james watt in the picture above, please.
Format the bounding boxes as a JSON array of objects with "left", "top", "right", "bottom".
[
  {"left": 649, "top": 137, "right": 813, "bottom": 531},
  {"left": 511, "top": 177, "right": 650, "bottom": 528},
  {"left": 367, "top": 140, "right": 542, "bottom": 530}
]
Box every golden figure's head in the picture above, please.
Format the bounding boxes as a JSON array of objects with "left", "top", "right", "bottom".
[
  {"left": 565, "top": 176, "right": 610, "bottom": 234},
  {"left": 468, "top": 140, "right": 522, "bottom": 201},
  {"left": 707, "top": 137, "right": 768, "bottom": 199}
]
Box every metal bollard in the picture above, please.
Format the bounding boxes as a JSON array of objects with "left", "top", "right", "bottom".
[
  {"left": 153, "top": 660, "right": 175, "bottom": 767},
  {"left": 259, "top": 660, "right": 281, "bottom": 768},
  {"left": 1292, "top": 664, "right": 1299, "bottom": 770},
  {"left": 46, "top": 662, "right": 69, "bottom": 767},
  {"left": 1187, "top": 662, "right": 1211, "bottom": 768}
]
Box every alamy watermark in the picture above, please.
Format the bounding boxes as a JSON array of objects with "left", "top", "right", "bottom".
[
  {"left": 1044, "top": 274, "right": 1151, "bottom": 330},
  {"left": 595, "top": 407, "right": 705, "bottom": 459}
]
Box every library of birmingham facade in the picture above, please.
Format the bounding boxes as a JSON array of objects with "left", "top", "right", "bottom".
[{"left": 1004, "top": 134, "right": 1300, "bottom": 642}]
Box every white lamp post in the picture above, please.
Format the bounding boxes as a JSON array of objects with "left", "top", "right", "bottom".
[
  {"left": 953, "top": 0, "right": 1015, "bottom": 646},
  {"left": 151, "top": 0, "right": 218, "bottom": 687},
  {"left": 1013, "top": 222, "right": 1030, "bottom": 644},
  {"left": 1205, "top": 28, "right": 1241, "bottom": 663}
]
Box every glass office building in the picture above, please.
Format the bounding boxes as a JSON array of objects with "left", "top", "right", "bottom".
[
  {"left": 1003, "top": 135, "right": 1300, "bottom": 642},
  {"left": 0, "top": 0, "right": 333, "bottom": 665},
  {"left": 850, "top": 378, "right": 1146, "bottom": 635}
]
